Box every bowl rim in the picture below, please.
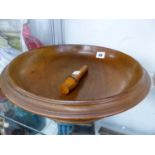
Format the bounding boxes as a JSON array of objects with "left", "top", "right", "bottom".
[
  {"left": 1, "top": 44, "right": 151, "bottom": 123},
  {"left": 3, "top": 44, "right": 150, "bottom": 105}
]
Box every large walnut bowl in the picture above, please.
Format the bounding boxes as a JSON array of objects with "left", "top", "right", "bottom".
[{"left": 1, "top": 45, "right": 151, "bottom": 124}]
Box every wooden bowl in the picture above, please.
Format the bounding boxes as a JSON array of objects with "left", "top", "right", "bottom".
[{"left": 0, "top": 45, "right": 151, "bottom": 124}]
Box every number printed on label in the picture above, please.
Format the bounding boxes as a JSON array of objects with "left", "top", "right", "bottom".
[{"left": 96, "top": 51, "right": 105, "bottom": 59}]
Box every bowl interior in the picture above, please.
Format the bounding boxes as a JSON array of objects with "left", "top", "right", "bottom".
[{"left": 8, "top": 45, "right": 143, "bottom": 101}]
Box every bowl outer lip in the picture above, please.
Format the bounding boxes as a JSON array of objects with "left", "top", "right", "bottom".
[
  {"left": 1, "top": 67, "right": 151, "bottom": 121},
  {"left": 4, "top": 44, "right": 150, "bottom": 104},
  {"left": 0, "top": 45, "right": 151, "bottom": 120}
]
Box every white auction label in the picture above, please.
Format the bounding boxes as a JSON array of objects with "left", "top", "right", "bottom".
[
  {"left": 72, "top": 71, "right": 80, "bottom": 75},
  {"left": 96, "top": 51, "right": 105, "bottom": 59}
]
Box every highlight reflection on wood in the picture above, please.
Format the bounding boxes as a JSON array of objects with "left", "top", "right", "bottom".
[{"left": 0, "top": 45, "right": 151, "bottom": 124}]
